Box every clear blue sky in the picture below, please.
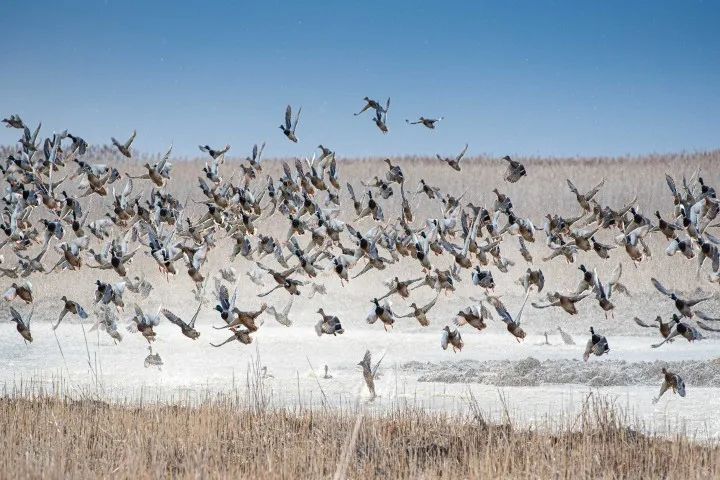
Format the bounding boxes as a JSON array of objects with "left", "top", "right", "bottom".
[{"left": 1, "top": 0, "right": 718, "bottom": 158}]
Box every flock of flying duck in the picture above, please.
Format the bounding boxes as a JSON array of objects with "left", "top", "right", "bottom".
[{"left": 1, "top": 99, "right": 718, "bottom": 403}]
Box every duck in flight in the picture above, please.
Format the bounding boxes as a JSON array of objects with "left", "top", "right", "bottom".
[
  {"left": 406, "top": 116, "right": 443, "bottom": 129},
  {"left": 280, "top": 105, "right": 301, "bottom": 143}
]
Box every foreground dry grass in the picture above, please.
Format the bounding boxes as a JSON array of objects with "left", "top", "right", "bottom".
[{"left": 0, "top": 393, "right": 717, "bottom": 479}]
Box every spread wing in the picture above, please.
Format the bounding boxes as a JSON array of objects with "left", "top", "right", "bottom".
[
  {"left": 514, "top": 292, "right": 531, "bottom": 326},
  {"left": 161, "top": 308, "right": 185, "bottom": 327},
  {"left": 292, "top": 107, "right": 302, "bottom": 132},
  {"left": 566, "top": 179, "right": 578, "bottom": 194},
  {"left": 650, "top": 277, "right": 673, "bottom": 297},
  {"left": 633, "top": 317, "right": 654, "bottom": 328},
  {"left": 456, "top": 143, "right": 468, "bottom": 161},
  {"left": 284, "top": 105, "right": 292, "bottom": 129}
]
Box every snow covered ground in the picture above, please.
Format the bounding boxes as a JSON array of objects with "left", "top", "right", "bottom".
[{"left": 2, "top": 312, "right": 719, "bottom": 440}]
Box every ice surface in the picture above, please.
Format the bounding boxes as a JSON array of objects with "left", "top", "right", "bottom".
[{"left": 2, "top": 312, "right": 720, "bottom": 440}]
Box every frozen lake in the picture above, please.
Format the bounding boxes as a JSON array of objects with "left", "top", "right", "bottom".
[{"left": 2, "top": 313, "right": 719, "bottom": 440}]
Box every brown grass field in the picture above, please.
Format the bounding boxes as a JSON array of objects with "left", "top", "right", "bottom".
[
  {"left": 2, "top": 382, "right": 719, "bottom": 479},
  {"left": 3, "top": 148, "right": 720, "bottom": 478}
]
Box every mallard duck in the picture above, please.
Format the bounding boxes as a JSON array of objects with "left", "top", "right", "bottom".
[
  {"left": 162, "top": 303, "right": 202, "bottom": 340},
  {"left": 9, "top": 306, "right": 33, "bottom": 343},
  {"left": 367, "top": 298, "right": 395, "bottom": 331},
  {"left": 592, "top": 268, "right": 615, "bottom": 318},
  {"left": 397, "top": 295, "right": 438, "bottom": 327},
  {"left": 436, "top": 144, "right": 467, "bottom": 171},
  {"left": 665, "top": 236, "right": 695, "bottom": 259},
  {"left": 211, "top": 328, "right": 253, "bottom": 347},
  {"left": 532, "top": 292, "right": 589, "bottom": 315},
  {"left": 471, "top": 267, "right": 495, "bottom": 290},
  {"left": 518, "top": 237, "right": 533, "bottom": 263},
  {"left": 567, "top": 226, "right": 599, "bottom": 252},
  {"left": 198, "top": 144, "right": 230, "bottom": 160},
  {"left": 543, "top": 241, "right": 578, "bottom": 263},
  {"left": 502, "top": 156, "right": 526, "bottom": 183},
  {"left": 255, "top": 264, "right": 304, "bottom": 296},
  {"left": 185, "top": 243, "right": 208, "bottom": 284},
  {"left": 377, "top": 276, "right": 423, "bottom": 301},
  {"left": 126, "top": 145, "right": 172, "bottom": 187},
  {"left": 2, "top": 114, "right": 25, "bottom": 129},
  {"left": 129, "top": 304, "right": 161, "bottom": 343},
  {"left": 143, "top": 346, "right": 163, "bottom": 369},
  {"left": 3, "top": 281, "right": 33, "bottom": 303},
  {"left": 651, "top": 277, "right": 712, "bottom": 317},
  {"left": 518, "top": 268, "right": 544, "bottom": 293},
  {"left": 315, "top": 308, "right": 344, "bottom": 336},
  {"left": 354, "top": 97, "right": 387, "bottom": 116},
  {"left": 41, "top": 218, "right": 65, "bottom": 246},
  {"left": 696, "top": 236, "right": 720, "bottom": 275},
  {"left": 433, "top": 268, "right": 456, "bottom": 294},
  {"left": 15, "top": 245, "right": 48, "bottom": 277},
  {"left": 94, "top": 280, "right": 126, "bottom": 309},
  {"left": 583, "top": 327, "right": 609, "bottom": 361},
  {"left": 111, "top": 130, "right": 136, "bottom": 158},
  {"left": 439, "top": 214, "right": 477, "bottom": 269},
  {"left": 53, "top": 296, "right": 88, "bottom": 330},
  {"left": 441, "top": 326, "right": 463, "bottom": 352},
  {"left": 246, "top": 142, "right": 265, "bottom": 172},
  {"left": 358, "top": 350, "right": 377, "bottom": 400},
  {"left": 384, "top": 159, "right": 404, "bottom": 184},
  {"left": 406, "top": 116, "right": 443, "bottom": 129},
  {"left": 280, "top": 105, "right": 301, "bottom": 143},
  {"left": 488, "top": 293, "right": 530, "bottom": 342},
  {"left": 556, "top": 326, "right": 575, "bottom": 345},
  {"left": 655, "top": 211, "right": 682, "bottom": 240},
  {"left": 372, "top": 107, "right": 389, "bottom": 133},
  {"left": 125, "top": 275, "right": 153, "bottom": 299},
  {"left": 634, "top": 315, "right": 675, "bottom": 340},
  {"left": 591, "top": 236, "right": 616, "bottom": 259},
  {"left": 566, "top": 178, "right": 605, "bottom": 211},
  {"left": 652, "top": 314, "right": 704, "bottom": 348},
  {"left": 218, "top": 304, "right": 266, "bottom": 332},
  {"left": 616, "top": 225, "right": 652, "bottom": 263},
  {"left": 454, "top": 301, "right": 491, "bottom": 331},
  {"left": 266, "top": 297, "right": 293, "bottom": 326},
  {"left": 307, "top": 282, "right": 327, "bottom": 298},
  {"left": 91, "top": 305, "right": 123, "bottom": 343},
  {"left": 417, "top": 179, "right": 441, "bottom": 199},
  {"left": 653, "top": 368, "right": 686, "bottom": 403},
  {"left": 574, "top": 265, "right": 595, "bottom": 294}
]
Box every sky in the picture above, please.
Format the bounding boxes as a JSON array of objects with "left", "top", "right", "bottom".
[{"left": 1, "top": 0, "right": 718, "bottom": 159}]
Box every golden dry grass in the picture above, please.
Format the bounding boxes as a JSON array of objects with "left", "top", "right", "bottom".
[
  {"left": 0, "top": 391, "right": 717, "bottom": 479},
  {"left": 21, "top": 147, "right": 719, "bottom": 306}
]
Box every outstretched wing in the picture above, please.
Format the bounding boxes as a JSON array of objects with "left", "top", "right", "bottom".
[
  {"left": 633, "top": 317, "right": 654, "bottom": 328},
  {"left": 650, "top": 277, "right": 673, "bottom": 297},
  {"left": 124, "top": 130, "right": 137, "bottom": 149},
  {"left": 189, "top": 302, "right": 203, "bottom": 328},
  {"left": 456, "top": 143, "right": 469, "bottom": 161},
  {"left": 513, "top": 292, "right": 531, "bottom": 326},
  {"left": 695, "top": 311, "right": 720, "bottom": 322},
  {"left": 422, "top": 295, "right": 438, "bottom": 314},
  {"left": 161, "top": 308, "right": 184, "bottom": 327},
  {"left": 665, "top": 174, "right": 678, "bottom": 198},
  {"left": 284, "top": 105, "right": 292, "bottom": 129},
  {"left": 292, "top": 106, "right": 302, "bottom": 132}
]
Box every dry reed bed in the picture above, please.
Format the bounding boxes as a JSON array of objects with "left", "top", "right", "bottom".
[
  {"left": 21, "top": 148, "right": 720, "bottom": 301},
  {"left": 5, "top": 149, "right": 720, "bottom": 328},
  {"left": 0, "top": 392, "right": 717, "bottom": 479}
]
